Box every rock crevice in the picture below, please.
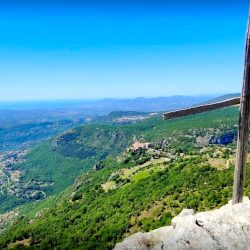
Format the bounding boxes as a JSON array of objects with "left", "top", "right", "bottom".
[{"left": 195, "top": 219, "right": 224, "bottom": 249}]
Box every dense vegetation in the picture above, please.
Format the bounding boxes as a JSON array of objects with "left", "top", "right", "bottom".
[
  {"left": 0, "top": 106, "right": 244, "bottom": 249},
  {"left": 2, "top": 154, "right": 250, "bottom": 250},
  {"left": 0, "top": 120, "right": 80, "bottom": 151},
  {"left": 0, "top": 125, "right": 135, "bottom": 213}
]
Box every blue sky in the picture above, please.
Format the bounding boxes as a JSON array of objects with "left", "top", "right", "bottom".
[{"left": 0, "top": 0, "right": 249, "bottom": 101}]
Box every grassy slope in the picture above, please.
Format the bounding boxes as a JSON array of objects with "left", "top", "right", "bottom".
[
  {"left": 1, "top": 124, "right": 137, "bottom": 213},
  {"left": 0, "top": 121, "right": 78, "bottom": 151},
  {"left": 0, "top": 106, "right": 242, "bottom": 249},
  {"left": 3, "top": 156, "right": 250, "bottom": 250}
]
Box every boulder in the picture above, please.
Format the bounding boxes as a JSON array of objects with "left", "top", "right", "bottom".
[
  {"left": 70, "top": 191, "right": 82, "bottom": 202},
  {"left": 114, "top": 197, "right": 250, "bottom": 250},
  {"left": 93, "top": 162, "right": 104, "bottom": 171}
]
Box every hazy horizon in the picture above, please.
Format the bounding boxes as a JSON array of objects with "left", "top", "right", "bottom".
[
  {"left": 0, "top": 93, "right": 225, "bottom": 103},
  {"left": 0, "top": 93, "right": 239, "bottom": 111}
]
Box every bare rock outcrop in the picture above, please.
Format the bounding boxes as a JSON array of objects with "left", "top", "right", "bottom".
[{"left": 114, "top": 197, "right": 250, "bottom": 250}]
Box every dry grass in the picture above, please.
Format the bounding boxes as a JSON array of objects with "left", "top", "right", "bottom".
[
  {"left": 101, "top": 181, "right": 115, "bottom": 192},
  {"left": 8, "top": 238, "right": 31, "bottom": 249}
]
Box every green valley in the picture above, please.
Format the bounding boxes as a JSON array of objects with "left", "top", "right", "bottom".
[{"left": 0, "top": 106, "right": 245, "bottom": 249}]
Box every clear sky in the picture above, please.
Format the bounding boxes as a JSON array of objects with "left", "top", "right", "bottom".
[{"left": 0, "top": 0, "right": 249, "bottom": 101}]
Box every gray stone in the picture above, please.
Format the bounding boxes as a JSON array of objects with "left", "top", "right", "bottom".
[{"left": 114, "top": 197, "right": 250, "bottom": 250}]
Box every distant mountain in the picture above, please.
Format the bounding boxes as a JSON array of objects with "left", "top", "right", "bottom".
[
  {"left": 0, "top": 96, "right": 215, "bottom": 113},
  {"left": 203, "top": 93, "right": 240, "bottom": 105},
  {"left": 0, "top": 94, "right": 239, "bottom": 152},
  {"left": 77, "top": 96, "right": 216, "bottom": 113},
  {"left": 0, "top": 96, "right": 215, "bottom": 127}
]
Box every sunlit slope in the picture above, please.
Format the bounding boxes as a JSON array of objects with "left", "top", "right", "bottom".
[{"left": 0, "top": 106, "right": 244, "bottom": 249}]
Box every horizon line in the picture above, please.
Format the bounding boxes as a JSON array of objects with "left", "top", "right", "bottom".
[{"left": 0, "top": 93, "right": 240, "bottom": 104}]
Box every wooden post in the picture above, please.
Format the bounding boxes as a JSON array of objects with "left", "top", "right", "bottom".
[
  {"left": 163, "top": 10, "right": 250, "bottom": 204},
  {"left": 232, "top": 13, "right": 250, "bottom": 204},
  {"left": 163, "top": 98, "right": 240, "bottom": 120}
]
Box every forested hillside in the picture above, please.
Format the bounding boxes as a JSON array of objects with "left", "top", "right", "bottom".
[
  {"left": 0, "top": 106, "right": 246, "bottom": 249},
  {"left": 0, "top": 126, "right": 135, "bottom": 213},
  {"left": 1, "top": 107, "right": 238, "bottom": 213}
]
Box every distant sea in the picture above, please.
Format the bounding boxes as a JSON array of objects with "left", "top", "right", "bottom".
[
  {"left": 0, "top": 95, "right": 226, "bottom": 111},
  {"left": 0, "top": 99, "right": 97, "bottom": 110}
]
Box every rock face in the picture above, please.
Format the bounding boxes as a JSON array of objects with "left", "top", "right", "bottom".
[
  {"left": 114, "top": 197, "right": 250, "bottom": 250},
  {"left": 93, "top": 162, "right": 105, "bottom": 171},
  {"left": 210, "top": 132, "right": 235, "bottom": 145},
  {"left": 196, "top": 132, "right": 236, "bottom": 146}
]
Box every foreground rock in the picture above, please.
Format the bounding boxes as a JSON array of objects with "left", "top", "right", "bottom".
[{"left": 115, "top": 197, "right": 250, "bottom": 250}]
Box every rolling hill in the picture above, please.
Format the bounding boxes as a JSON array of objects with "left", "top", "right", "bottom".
[{"left": 0, "top": 105, "right": 247, "bottom": 249}]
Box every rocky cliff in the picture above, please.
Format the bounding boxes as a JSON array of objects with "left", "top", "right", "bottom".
[{"left": 115, "top": 197, "right": 250, "bottom": 250}]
